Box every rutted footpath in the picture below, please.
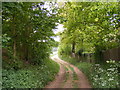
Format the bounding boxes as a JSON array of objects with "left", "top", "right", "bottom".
[{"left": 45, "top": 57, "right": 91, "bottom": 88}]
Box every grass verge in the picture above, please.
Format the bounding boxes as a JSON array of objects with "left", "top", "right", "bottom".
[{"left": 64, "top": 66, "right": 69, "bottom": 83}]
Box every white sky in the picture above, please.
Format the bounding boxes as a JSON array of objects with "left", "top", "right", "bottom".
[
  {"left": 53, "top": 24, "right": 64, "bottom": 34},
  {"left": 52, "top": 24, "right": 64, "bottom": 42}
]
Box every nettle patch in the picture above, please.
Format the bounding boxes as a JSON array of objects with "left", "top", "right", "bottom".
[{"left": 91, "top": 60, "right": 120, "bottom": 88}]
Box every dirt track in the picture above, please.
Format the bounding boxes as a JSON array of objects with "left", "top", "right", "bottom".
[{"left": 45, "top": 57, "right": 91, "bottom": 88}]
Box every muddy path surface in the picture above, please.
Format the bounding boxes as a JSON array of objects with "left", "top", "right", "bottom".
[{"left": 45, "top": 57, "right": 91, "bottom": 88}]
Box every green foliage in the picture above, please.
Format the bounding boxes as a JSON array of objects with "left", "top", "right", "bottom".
[
  {"left": 59, "top": 2, "right": 120, "bottom": 62},
  {"left": 2, "top": 59, "right": 59, "bottom": 88},
  {"left": 58, "top": 44, "right": 71, "bottom": 57},
  {"left": 2, "top": 34, "right": 11, "bottom": 48},
  {"left": 2, "top": 2, "right": 59, "bottom": 65}
]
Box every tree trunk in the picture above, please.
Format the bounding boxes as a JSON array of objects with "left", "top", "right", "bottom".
[
  {"left": 13, "top": 15, "right": 16, "bottom": 60},
  {"left": 72, "top": 41, "right": 75, "bottom": 53},
  {"left": 71, "top": 41, "right": 76, "bottom": 58},
  {"left": 13, "top": 41, "right": 16, "bottom": 59}
]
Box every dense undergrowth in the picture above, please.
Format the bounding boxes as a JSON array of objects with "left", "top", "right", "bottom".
[
  {"left": 2, "top": 59, "right": 59, "bottom": 88},
  {"left": 60, "top": 55, "right": 120, "bottom": 88}
]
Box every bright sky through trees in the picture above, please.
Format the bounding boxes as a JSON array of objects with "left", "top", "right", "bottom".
[
  {"left": 37, "top": 2, "right": 64, "bottom": 42},
  {"left": 52, "top": 24, "right": 64, "bottom": 42}
]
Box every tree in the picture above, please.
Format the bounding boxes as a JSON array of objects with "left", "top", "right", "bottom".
[
  {"left": 58, "top": 2, "right": 120, "bottom": 62},
  {"left": 2, "top": 2, "right": 59, "bottom": 66}
]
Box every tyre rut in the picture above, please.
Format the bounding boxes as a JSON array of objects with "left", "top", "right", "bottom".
[{"left": 45, "top": 57, "right": 91, "bottom": 88}]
